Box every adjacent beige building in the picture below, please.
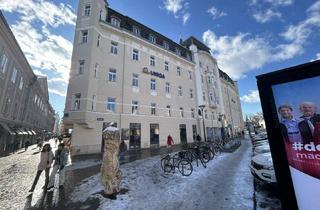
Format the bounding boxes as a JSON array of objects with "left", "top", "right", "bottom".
[
  {"left": 64, "top": 0, "right": 243, "bottom": 156},
  {"left": 0, "top": 12, "right": 55, "bottom": 156}
]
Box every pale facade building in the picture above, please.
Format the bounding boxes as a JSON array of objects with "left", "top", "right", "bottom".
[{"left": 64, "top": 0, "right": 243, "bottom": 155}]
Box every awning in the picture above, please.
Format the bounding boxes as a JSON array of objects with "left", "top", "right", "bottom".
[
  {"left": 0, "top": 122, "right": 16, "bottom": 135},
  {"left": 15, "top": 128, "right": 24, "bottom": 135},
  {"left": 26, "top": 129, "right": 33, "bottom": 135},
  {"left": 20, "top": 128, "right": 29, "bottom": 135},
  {"left": 31, "top": 130, "right": 37, "bottom": 135}
]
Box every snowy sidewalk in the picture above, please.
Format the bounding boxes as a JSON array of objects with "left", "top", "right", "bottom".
[{"left": 67, "top": 138, "right": 253, "bottom": 210}]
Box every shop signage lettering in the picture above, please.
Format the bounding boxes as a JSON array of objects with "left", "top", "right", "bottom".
[{"left": 142, "top": 67, "right": 165, "bottom": 79}]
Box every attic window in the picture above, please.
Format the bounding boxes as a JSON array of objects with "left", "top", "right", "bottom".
[{"left": 111, "top": 17, "right": 120, "bottom": 27}]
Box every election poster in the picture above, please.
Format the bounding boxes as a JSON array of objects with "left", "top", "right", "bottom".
[{"left": 272, "top": 76, "right": 320, "bottom": 210}]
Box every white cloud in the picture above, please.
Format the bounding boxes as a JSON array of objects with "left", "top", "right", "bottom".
[
  {"left": 203, "top": 1, "right": 320, "bottom": 79},
  {"left": 163, "top": 0, "right": 184, "bottom": 15},
  {"left": 0, "top": 0, "right": 75, "bottom": 97},
  {"left": 182, "top": 12, "right": 190, "bottom": 24},
  {"left": 240, "top": 90, "right": 261, "bottom": 103},
  {"left": 203, "top": 30, "right": 272, "bottom": 80},
  {"left": 162, "top": 0, "right": 190, "bottom": 24},
  {"left": 250, "top": 0, "right": 293, "bottom": 23},
  {"left": 0, "top": 0, "right": 76, "bottom": 27},
  {"left": 207, "top": 6, "right": 227, "bottom": 20},
  {"left": 252, "top": 9, "right": 282, "bottom": 23}
]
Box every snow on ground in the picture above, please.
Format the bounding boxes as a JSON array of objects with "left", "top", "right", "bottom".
[{"left": 70, "top": 139, "right": 253, "bottom": 210}]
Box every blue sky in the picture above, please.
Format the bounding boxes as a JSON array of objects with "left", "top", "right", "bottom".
[{"left": 1, "top": 0, "right": 320, "bottom": 119}]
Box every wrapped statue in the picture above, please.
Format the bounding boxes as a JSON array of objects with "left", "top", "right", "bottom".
[{"left": 101, "top": 124, "right": 122, "bottom": 199}]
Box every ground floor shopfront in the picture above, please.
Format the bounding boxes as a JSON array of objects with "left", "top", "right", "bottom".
[
  {"left": 66, "top": 113, "right": 223, "bottom": 156},
  {"left": 0, "top": 120, "right": 48, "bottom": 156}
]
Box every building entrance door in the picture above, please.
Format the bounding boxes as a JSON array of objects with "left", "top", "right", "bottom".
[
  {"left": 129, "top": 123, "right": 141, "bottom": 149},
  {"left": 179, "top": 124, "right": 187, "bottom": 144},
  {"left": 150, "top": 124, "right": 159, "bottom": 148}
]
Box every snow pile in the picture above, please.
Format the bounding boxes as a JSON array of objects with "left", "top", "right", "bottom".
[{"left": 70, "top": 153, "right": 236, "bottom": 209}]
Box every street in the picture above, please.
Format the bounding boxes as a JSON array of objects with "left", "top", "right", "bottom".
[
  {"left": 0, "top": 137, "right": 281, "bottom": 210},
  {"left": 0, "top": 140, "right": 60, "bottom": 210}
]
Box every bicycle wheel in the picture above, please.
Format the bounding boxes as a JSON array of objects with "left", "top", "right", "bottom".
[
  {"left": 161, "top": 157, "right": 170, "bottom": 171},
  {"left": 163, "top": 158, "right": 173, "bottom": 173},
  {"left": 178, "top": 159, "right": 193, "bottom": 176},
  {"left": 201, "top": 151, "right": 211, "bottom": 163}
]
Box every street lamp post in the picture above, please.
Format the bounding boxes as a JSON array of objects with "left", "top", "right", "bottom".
[{"left": 199, "top": 105, "right": 207, "bottom": 142}]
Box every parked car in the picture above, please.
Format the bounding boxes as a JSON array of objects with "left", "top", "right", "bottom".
[
  {"left": 253, "top": 144, "right": 270, "bottom": 156},
  {"left": 250, "top": 152, "right": 276, "bottom": 183}
]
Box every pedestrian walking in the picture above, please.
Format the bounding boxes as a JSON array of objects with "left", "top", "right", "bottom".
[
  {"left": 119, "top": 140, "right": 127, "bottom": 162},
  {"left": 47, "top": 143, "right": 69, "bottom": 190},
  {"left": 29, "top": 144, "right": 54, "bottom": 192},
  {"left": 24, "top": 141, "right": 30, "bottom": 151},
  {"left": 167, "top": 134, "right": 174, "bottom": 153}
]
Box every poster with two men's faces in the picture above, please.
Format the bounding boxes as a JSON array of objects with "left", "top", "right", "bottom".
[{"left": 272, "top": 76, "right": 320, "bottom": 210}]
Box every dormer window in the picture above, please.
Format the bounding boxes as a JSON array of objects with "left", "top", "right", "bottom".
[
  {"left": 149, "top": 34, "right": 156, "bottom": 43},
  {"left": 163, "top": 41, "right": 169, "bottom": 50},
  {"left": 133, "top": 26, "right": 140, "bottom": 36},
  {"left": 111, "top": 17, "right": 120, "bottom": 27},
  {"left": 175, "top": 47, "right": 181, "bottom": 56}
]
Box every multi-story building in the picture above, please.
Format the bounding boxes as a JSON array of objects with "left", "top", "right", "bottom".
[
  {"left": 64, "top": 0, "right": 243, "bottom": 156},
  {"left": 219, "top": 70, "right": 244, "bottom": 137},
  {"left": 0, "top": 12, "right": 55, "bottom": 156}
]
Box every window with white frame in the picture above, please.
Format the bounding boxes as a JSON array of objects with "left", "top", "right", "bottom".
[
  {"left": 203, "top": 92, "right": 206, "bottom": 101},
  {"left": 165, "top": 82, "right": 170, "bottom": 94},
  {"left": 19, "top": 77, "right": 23, "bottom": 90},
  {"left": 94, "top": 63, "right": 99, "bottom": 78},
  {"left": 78, "top": 60, "right": 85, "bottom": 75},
  {"left": 178, "top": 86, "right": 182, "bottom": 96},
  {"left": 73, "top": 93, "right": 81, "bottom": 110},
  {"left": 132, "top": 49, "right": 139, "bottom": 61},
  {"left": 212, "top": 112, "right": 215, "bottom": 120},
  {"left": 177, "top": 66, "right": 181, "bottom": 76},
  {"left": 108, "top": 68, "right": 116, "bottom": 82},
  {"left": 0, "top": 54, "right": 8, "bottom": 73},
  {"left": 204, "top": 110, "right": 208, "bottom": 119},
  {"left": 167, "top": 105, "right": 171, "bottom": 117},
  {"left": 132, "top": 74, "right": 139, "bottom": 87},
  {"left": 81, "top": 30, "right": 88, "bottom": 43},
  {"left": 190, "top": 89, "right": 193, "bottom": 98},
  {"left": 163, "top": 41, "right": 169, "bottom": 49},
  {"left": 149, "top": 34, "right": 156, "bottom": 43},
  {"left": 84, "top": 4, "right": 91, "bottom": 16},
  {"left": 175, "top": 47, "right": 181, "bottom": 56},
  {"left": 191, "top": 108, "right": 195, "bottom": 118},
  {"left": 201, "top": 75, "right": 204, "bottom": 83},
  {"left": 132, "top": 100, "right": 139, "bottom": 114},
  {"left": 209, "top": 92, "right": 214, "bottom": 101},
  {"left": 111, "top": 41, "right": 118, "bottom": 55},
  {"left": 133, "top": 26, "right": 140, "bottom": 36},
  {"left": 97, "top": 35, "right": 100, "bottom": 47},
  {"left": 11, "top": 67, "right": 17, "bottom": 83},
  {"left": 107, "top": 98, "right": 116, "bottom": 112},
  {"left": 150, "top": 79, "right": 156, "bottom": 90},
  {"left": 165, "top": 61, "right": 169, "bottom": 71},
  {"left": 150, "top": 56, "right": 155, "bottom": 66},
  {"left": 111, "top": 17, "right": 120, "bottom": 27},
  {"left": 179, "top": 107, "right": 184, "bottom": 117},
  {"left": 151, "top": 103, "right": 156, "bottom": 115},
  {"left": 188, "top": 71, "right": 192, "bottom": 79}
]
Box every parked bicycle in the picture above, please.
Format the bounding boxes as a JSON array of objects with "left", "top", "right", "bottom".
[{"left": 161, "top": 153, "right": 193, "bottom": 176}]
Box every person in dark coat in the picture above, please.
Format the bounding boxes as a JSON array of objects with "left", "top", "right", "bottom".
[
  {"left": 119, "top": 140, "right": 127, "bottom": 162},
  {"left": 167, "top": 135, "right": 174, "bottom": 147},
  {"left": 298, "top": 102, "right": 320, "bottom": 144}
]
